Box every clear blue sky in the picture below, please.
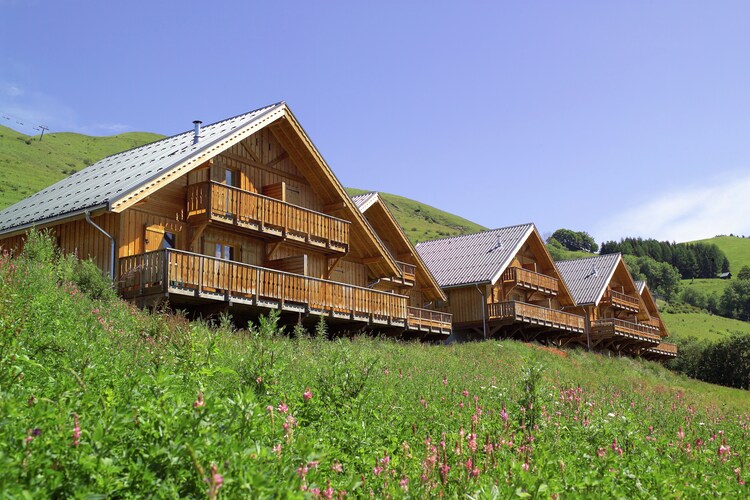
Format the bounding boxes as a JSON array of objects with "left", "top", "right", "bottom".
[{"left": 2, "top": 1, "right": 750, "bottom": 243}]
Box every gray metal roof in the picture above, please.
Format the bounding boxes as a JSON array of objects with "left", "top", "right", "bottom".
[
  {"left": 634, "top": 280, "right": 646, "bottom": 294},
  {"left": 415, "top": 223, "right": 534, "bottom": 288},
  {"left": 555, "top": 253, "right": 622, "bottom": 305},
  {"left": 351, "top": 192, "right": 379, "bottom": 212},
  {"left": 0, "top": 102, "right": 284, "bottom": 234}
]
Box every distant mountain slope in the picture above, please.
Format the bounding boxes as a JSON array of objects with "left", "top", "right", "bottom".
[
  {"left": 689, "top": 235, "right": 750, "bottom": 274},
  {"left": 0, "top": 125, "right": 164, "bottom": 209},
  {"left": 346, "top": 188, "right": 486, "bottom": 243},
  {"left": 662, "top": 310, "right": 750, "bottom": 342}
]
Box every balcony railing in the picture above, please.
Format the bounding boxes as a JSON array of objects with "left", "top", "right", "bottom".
[
  {"left": 644, "top": 317, "right": 665, "bottom": 335},
  {"left": 606, "top": 289, "right": 640, "bottom": 312},
  {"left": 398, "top": 261, "right": 417, "bottom": 282},
  {"left": 187, "top": 181, "right": 350, "bottom": 252},
  {"left": 118, "top": 249, "right": 408, "bottom": 324},
  {"left": 591, "top": 318, "right": 661, "bottom": 343},
  {"left": 407, "top": 307, "right": 452, "bottom": 334},
  {"left": 502, "top": 267, "right": 558, "bottom": 295},
  {"left": 646, "top": 342, "right": 678, "bottom": 356},
  {"left": 487, "top": 301, "right": 585, "bottom": 333}
]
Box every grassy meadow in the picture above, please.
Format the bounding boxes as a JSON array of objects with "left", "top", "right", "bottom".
[
  {"left": 662, "top": 311, "right": 750, "bottom": 342},
  {"left": 2, "top": 232, "right": 750, "bottom": 497}
]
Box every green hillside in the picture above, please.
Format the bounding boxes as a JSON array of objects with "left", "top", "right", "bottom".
[
  {"left": 672, "top": 236, "right": 750, "bottom": 309},
  {"left": 662, "top": 310, "right": 750, "bottom": 342},
  {"left": 2, "top": 234, "right": 749, "bottom": 496},
  {"left": 690, "top": 235, "right": 750, "bottom": 274},
  {"left": 0, "top": 125, "right": 164, "bottom": 209},
  {"left": 346, "top": 187, "right": 486, "bottom": 243}
]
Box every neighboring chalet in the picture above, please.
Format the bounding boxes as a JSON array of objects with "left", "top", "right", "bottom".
[
  {"left": 351, "top": 192, "right": 451, "bottom": 338},
  {"left": 416, "top": 224, "right": 585, "bottom": 342},
  {"left": 0, "top": 102, "right": 442, "bottom": 335},
  {"left": 635, "top": 280, "right": 678, "bottom": 361},
  {"left": 555, "top": 254, "right": 661, "bottom": 355}
]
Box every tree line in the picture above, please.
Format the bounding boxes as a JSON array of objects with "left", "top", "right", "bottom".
[{"left": 600, "top": 238, "right": 730, "bottom": 279}]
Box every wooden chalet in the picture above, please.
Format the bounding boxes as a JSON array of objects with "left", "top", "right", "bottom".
[
  {"left": 0, "top": 103, "right": 441, "bottom": 335},
  {"left": 416, "top": 224, "right": 585, "bottom": 342},
  {"left": 351, "top": 192, "right": 451, "bottom": 338},
  {"left": 635, "top": 280, "right": 678, "bottom": 361},
  {"left": 555, "top": 254, "right": 661, "bottom": 355}
]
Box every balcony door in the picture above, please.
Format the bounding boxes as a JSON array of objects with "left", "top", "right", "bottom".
[
  {"left": 144, "top": 225, "right": 176, "bottom": 252},
  {"left": 218, "top": 167, "right": 239, "bottom": 217}
]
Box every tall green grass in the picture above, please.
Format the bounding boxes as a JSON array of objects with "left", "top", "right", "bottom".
[{"left": 2, "top": 231, "right": 749, "bottom": 497}]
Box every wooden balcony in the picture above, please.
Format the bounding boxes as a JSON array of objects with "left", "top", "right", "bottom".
[
  {"left": 187, "top": 181, "right": 350, "bottom": 253},
  {"left": 406, "top": 307, "right": 452, "bottom": 336},
  {"left": 487, "top": 301, "right": 585, "bottom": 334},
  {"left": 644, "top": 317, "right": 666, "bottom": 336},
  {"left": 643, "top": 342, "right": 678, "bottom": 359},
  {"left": 590, "top": 318, "right": 661, "bottom": 345},
  {"left": 117, "top": 249, "right": 408, "bottom": 327},
  {"left": 398, "top": 261, "right": 416, "bottom": 282},
  {"left": 502, "top": 267, "right": 558, "bottom": 296},
  {"left": 604, "top": 289, "right": 640, "bottom": 313},
  {"left": 382, "top": 261, "right": 417, "bottom": 286}
]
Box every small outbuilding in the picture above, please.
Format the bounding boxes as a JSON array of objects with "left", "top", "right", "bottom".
[{"left": 720, "top": 272, "right": 732, "bottom": 279}]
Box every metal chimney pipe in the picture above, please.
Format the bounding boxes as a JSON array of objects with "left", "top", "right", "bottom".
[{"left": 192, "top": 120, "right": 202, "bottom": 144}]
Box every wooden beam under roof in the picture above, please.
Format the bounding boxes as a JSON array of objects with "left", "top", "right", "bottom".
[{"left": 220, "top": 152, "right": 309, "bottom": 185}]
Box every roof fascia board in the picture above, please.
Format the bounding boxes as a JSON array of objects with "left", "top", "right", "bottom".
[
  {"left": 110, "top": 104, "right": 286, "bottom": 213},
  {"left": 0, "top": 203, "right": 110, "bottom": 239},
  {"left": 281, "top": 108, "right": 400, "bottom": 277},
  {"left": 443, "top": 280, "right": 492, "bottom": 290}
]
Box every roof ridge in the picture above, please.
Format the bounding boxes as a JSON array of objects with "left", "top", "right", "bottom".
[
  {"left": 416, "top": 222, "right": 534, "bottom": 247},
  {"left": 555, "top": 252, "right": 621, "bottom": 264},
  {"left": 89, "top": 101, "right": 285, "bottom": 165}
]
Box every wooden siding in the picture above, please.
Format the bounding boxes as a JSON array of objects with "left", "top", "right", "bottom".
[
  {"left": 119, "top": 208, "right": 187, "bottom": 258},
  {"left": 55, "top": 213, "right": 120, "bottom": 272}
]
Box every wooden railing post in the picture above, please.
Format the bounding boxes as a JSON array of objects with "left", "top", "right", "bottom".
[{"left": 163, "top": 249, "right": 169, "bottom": 293}]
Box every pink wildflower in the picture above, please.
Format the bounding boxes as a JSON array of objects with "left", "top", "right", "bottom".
[
  {"left": 400, "top": 476, "right": 409, "bottom": 490},
  {"left": 677, "top": 427, "right": 685, "bottom": 440},
  {"left": 72, "top": 413, "right": 81, "bottom": 446},
  {"left": 373, "top": 466, "right": 383, "bottom": 476},
  {"left": 303, "top": 388, "right": 313, "bottom": 401},
  {"left": 500, "top": 406, "right": 509, "bottom": 422},
  {"left": 297, "top": 465, "right": 309, "bottom": 478},
  {"left": 522, "top": 462, "right": 530, "bottom": 471},
  {"left": 597, "top": 447, "right": 606, "bottom": 458},
  {"left": 278, "top": 402, "right": 289, "bottom": 414},
  {"left": 205, "top": 463, "right": 223, "bottom": 499},
  {"left": 273, "top": 443, "right": 282, "bottom": 456},
  {"left": 193, "top": 391, "right": 205, "bottom": 408},
  {"left": 331, "top": 461, "right": 343, "bottom": 473}
]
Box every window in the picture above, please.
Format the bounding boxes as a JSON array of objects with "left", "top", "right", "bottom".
[
  {"left": 215, "top": 243, "right": 234, "bottom": 261},
  {"left": 224, "top": 168, "right": 238, "bottom": 187},
  {"left": 163, "top": 231, "right": 176, "bottom": 249}
]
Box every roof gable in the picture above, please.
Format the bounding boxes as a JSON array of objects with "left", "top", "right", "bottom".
[
  {"left": 555, "top": 253, "right": 621, "bottom": 305},
  {"left": 353, "top": 192, "right": 446, "bottom": 302}
]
